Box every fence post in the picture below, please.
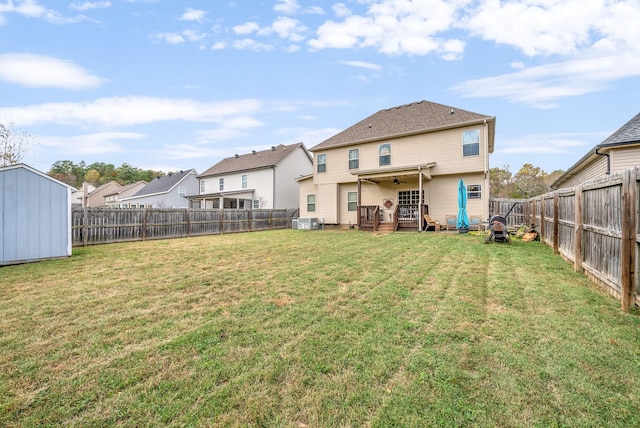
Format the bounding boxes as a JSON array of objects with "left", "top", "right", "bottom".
[
  {"left": 186, "top": 209, "right": 191, "bottom": 237},
  {"left": 574, "top": 185, "right": 583, "bottom": 273},
  {"left": 82, "top": 208, "right": 88, "bottom": 247},
  {"left": 620, "top": 169, "right": 636, "bottom": 311},
  {"left": 539, "top": 196, "right": 545, "bottom": 243},
  {"left": 220, "top": 209, "right": 224, "bottom": 234},
  {"left": 553, "top": 192, "right": 559, "bottom": 254},
  {"left": 142, "top": 207, "right": 147, "bottom": 241}
]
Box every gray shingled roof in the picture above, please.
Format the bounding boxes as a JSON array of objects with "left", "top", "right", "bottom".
[
  {"left": 601, "top": 112, "right": 640, "bottom": 146},
  {"left": 132, "top": 169, "right": 194, "bottom": 197},
  {"left": 310, "top": 100, "right": 495, "bottom": 151},
  {"left": 198, "top": 143, "right": 308, "bottom": 178}
]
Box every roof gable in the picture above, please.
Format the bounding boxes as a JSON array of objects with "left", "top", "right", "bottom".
[
  {"left": 132, "top": 169, "right": 195, "bottom": 197},
  {"left": 198, "top": 143, "right": 309, "bottom": 177},
  {"left": 310, "top": 100, "right": 495, "bottom": 151},
  {"left": 0, "top": 163, "right": 75, "bottom": 190}
]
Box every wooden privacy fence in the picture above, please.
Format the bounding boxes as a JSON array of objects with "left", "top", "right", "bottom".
[
  {"left": 72, "top": 208, "right": 296, "bottom": 247},
  {"left": 491, "top": 169, "right": 638, "bottom": 310}
]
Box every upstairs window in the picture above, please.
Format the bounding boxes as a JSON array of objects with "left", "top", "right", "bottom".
[
  {"left": 242, "top": 174, "right": 248, "bottom": 189},
  {"left": 178, "top": 187, "right": 186, "bottom": 198},
  {"left": 463, "top": 130, "right": 480, "bottom": 157},
  {"left": 317, "top": 154, "right": 327, "bottom": 173},
  {"left": 200, "top": 180, "right": 205, "bottom": 194},
  {"left": 349, "top": 149, "right": 359, "bottom": 170},
  {"left": 379, "top": 144, "right": 391, "bottom": 166},
  {"left": 219, "top": 178, "right": 224, "bottom": 191},
  {"left": 467, "top": 184, "right": 482, "bottom": 199}
]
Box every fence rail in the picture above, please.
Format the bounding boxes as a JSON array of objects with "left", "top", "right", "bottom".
[
  {"left": 72, "top": 208, "right": 296, "bottom": 246},
  {"left": 490, "top": 168, "right": 639, "bottom": 310}
]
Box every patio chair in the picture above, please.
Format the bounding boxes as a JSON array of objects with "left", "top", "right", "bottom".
[
  {"left": 445, "top": 215, "right": 457, "bottom": 231},
  {"left": 469, "top": 215, "right": 483, "bottom": 231},
  {"left": 423, "top": 214, "right": 440, "bottom": 231}
]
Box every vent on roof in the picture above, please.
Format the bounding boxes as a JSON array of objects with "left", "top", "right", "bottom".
[
  {"left": 271, "top": 146, "right": 276, "bottom": 151},
  {"left": 252, "top": 150, "right": 256, "bottom": 155},
  {"left": 235, "top": 154, "right": 239, "bottom": 158}
]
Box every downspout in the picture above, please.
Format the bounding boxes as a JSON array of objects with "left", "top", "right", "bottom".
[
  {"left": 483, "top": 120, "right": 489, "bottom": 221},
  {"left": 272, "top": 166, "right": 276, "bottom": 208},
  {"left": 594, "top": 147, "right": 611, "bottom": 175}
]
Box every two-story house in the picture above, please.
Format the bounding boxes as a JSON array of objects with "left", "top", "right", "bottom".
[
  {"left": 551, "top": 112, "right": 640, "bottom": 189},
  {"left": 191, "top": 143, "right": 312, "bottom": 210},
  {"left": 297, "top": 100, "right": 496, "bottom": 231},
  {"left": 119, "top": 169, "right": 198, "bottom": 208}
]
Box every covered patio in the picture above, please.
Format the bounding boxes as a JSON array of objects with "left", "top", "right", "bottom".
[
  {"left": 188, "top": 189, "right": 256, "bottom": 209},
  {"left": 353, "top": 163, "right": 436, "bottom": 232}
]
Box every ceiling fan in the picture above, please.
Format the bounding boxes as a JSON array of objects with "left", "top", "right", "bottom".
[{"left": 393, "top": 176, "right": 406, "bottom": 185}]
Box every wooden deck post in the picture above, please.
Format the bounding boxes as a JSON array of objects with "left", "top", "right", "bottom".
[
  {"left": 574, "top": 185, "right": 583, "bottom": 273},
  {"left": 620, "top": 169, "right": 636, "bottom": 311}
]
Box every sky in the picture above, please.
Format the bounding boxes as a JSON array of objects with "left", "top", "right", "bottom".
[{"left": 1, "top": 0, "right": 639, "bottom": 176}]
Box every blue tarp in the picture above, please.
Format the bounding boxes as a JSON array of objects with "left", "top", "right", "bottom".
[{"left": 457, "top": 179, "right": 469, "bottom": 232}]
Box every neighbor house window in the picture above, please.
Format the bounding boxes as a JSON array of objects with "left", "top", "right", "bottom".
[
  {"left": 200, "top": 180, "right": 205, "bottom": 194},
  {"left": 347, "top": 192, "right": 357, "bottom": 211},
  {"left": 253, "top": 199, "right": 260, "bottom": 209},
  {"left": 219, "top": 178, "right": 224, "bottom": 191},
  {"left": 467, "top": 184, "right": 482, "bottom": 199},
  {"left": 379, "top": 144, "right": 391, "bottom": 166},
  {"left": 463, "top": 130, "right": 480, "bottom": 157},
  {"left": 307, "top": 194, "right": 316, "bottom": 212},
  {"left": 242, "top": 174, "right": 248, "bottom": 189},
  {"left": 178, "top": 187, "right": 186, "bottom": 198},
  {"left": 317, "top": 154, "right": 327, "bottom": 173},
  {"left": 130, "top": 204, "right": 137, "bottom": 208},
  {"left": 349, "top": 149, "right": 359, "bottom": 169}
]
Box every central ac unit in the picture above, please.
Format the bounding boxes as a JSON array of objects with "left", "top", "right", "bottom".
[
  {"left": 291, "top": 218, "right": 298, "bottom": 229},
  {"left": 297, "top": 218, "right": 319, "bottom": 230}
]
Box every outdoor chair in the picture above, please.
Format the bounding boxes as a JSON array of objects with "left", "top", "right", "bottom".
[
  {"left": 445, "top": 215, "right": 457, "bottom": 231},
  {"left": 469, "top": 215, "right": 483, "bottom": 231},
  {"left": 423, "top": 214, "right": 440, "bottom": 231}
]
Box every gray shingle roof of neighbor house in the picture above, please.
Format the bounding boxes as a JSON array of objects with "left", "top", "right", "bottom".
[
  {"left": 310, "top": 100, "right": 496, "bottom": 152},
  {"left": 600, "top": 112, "right": 640, "bottom": 147},
  {"left": 551, "top": 112, "right": 640, "bottom": 188},
  {"left": 132, "top": 169, "right": 195, "bottom": 197},
  {"left": 198, "top": 143, "right": 310, "bottom": 178}
]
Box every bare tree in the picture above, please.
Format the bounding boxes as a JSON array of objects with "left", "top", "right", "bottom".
[{"left": 0, "top": 123, "right": 35, "bottom": 167}]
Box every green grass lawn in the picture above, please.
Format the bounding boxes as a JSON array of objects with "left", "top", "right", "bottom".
[{"left": 1, "top": 230, "right": 639, "bottom": 427}]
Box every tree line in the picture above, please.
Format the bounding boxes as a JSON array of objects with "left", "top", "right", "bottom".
[
  {"left": 490, "top": 164, "right": 564, "bottom": 199},
  {"left": 47, "top": 160, "right": 165, "bottom": 189}
]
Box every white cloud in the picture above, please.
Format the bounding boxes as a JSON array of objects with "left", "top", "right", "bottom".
[
  {"left": 211, "top": 41, "right": 226, "bottom": 50},
  {"left": 69, "top": 1, "right": 112, "bottom": 12},
  {"left": 498, "top": 133, "right": 598, "bottom": 155},
  {"left": 233, "top": 38, "right": 274, "bottom": 51},
  {"left": 332, "top": 3, "right": 351, "bottom": 18},
  {"left": 0, "top": 0, "right": 85, "bottom": 24},
  {"left": 274, "top": 0, "right": 300, "bottom": 15},
  {"left": 152, "top": 29, "right": 206, "bottom": 44},
  {"left": 41, "top": 132, "right": 144, "bottom": 155},
  {"left": 453, "top": 52, "right": 640, "bottom": 108},
  {"left": 0, "top": 53, "right": 106, "bottom": 89},
  {"left": 180, "top": 7, "right": 206, "bottom": 22},
  {"left": 271, "top": 16, "right": 307, "bottom": 42},
  {"left": 340, "top": 60, "right": 382, "bottom": 70},
  {"left": 308, "top": 0, "right": 464, "bottom": 58},
  {"left": 233, "top": 21, "right": 260, "bottom": 35},
  {"left": 0, "top": 97, "right": 264, "bottom": 127}
]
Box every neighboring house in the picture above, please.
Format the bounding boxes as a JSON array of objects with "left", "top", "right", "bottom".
[
  {"left": 551, "top": 112, "right": 640, "bottom": 189},
  {"left": 191, "top": 143, "right": 313, "bottom": 209},
  {"left": 1, "top": 164, "right": 73, "bottom": 265},
  {"left": 70, "top": 182, "right": 96, "bottom": 207},
  {"left": 297, "top": 100, "right": 496, "bottom": 230},
  {"left": 119, "top": 169, "right": 198, "bottom": 208},
  {"left": 104, "top": 181, "right": 147, "bottom": 207},
  {"left": 85, "top": 181, "right": 122, "bottom": 207}
]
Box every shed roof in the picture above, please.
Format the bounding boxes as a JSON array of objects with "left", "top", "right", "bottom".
[
  {"left": 310, "top": 100, "right": 495, "bottom": 152},
  {"left": 0, "top": 163, "right": 76, "bottom": 190},
  {"left": 132, "top": 169, "right": 195, "bottom": 197},
  {"left": 198, "top": 143, "right": 309, "bottom": 178}
]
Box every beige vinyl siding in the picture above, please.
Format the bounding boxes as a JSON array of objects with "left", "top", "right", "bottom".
[
  {"left": 611, "top": 147, "right": 640, "bottom": 172},
  {"left": 339, "top": 184, "right": 359, "bottom": 225},
  {"left": 297, "top": 177, "right": 316, "bottom": 218},
  {"left": 312, "top": 125, "right": 488, "bottom": 186},
  {"left": 317, "top": 183, "right": 339, "bottom": 224},
  {"left": 426, "top": 173, "right": 486, "bottom": 224},
  {"left": 557, "top": 157, "right": 608, "bottom": 189}
]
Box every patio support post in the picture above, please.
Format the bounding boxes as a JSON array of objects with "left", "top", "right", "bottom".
[
  {"left": 418, "top": 168, "right": 423, "bottom": 232},
  {"left": 357, "top": 179, "right": 362, "bottom": 228}
]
